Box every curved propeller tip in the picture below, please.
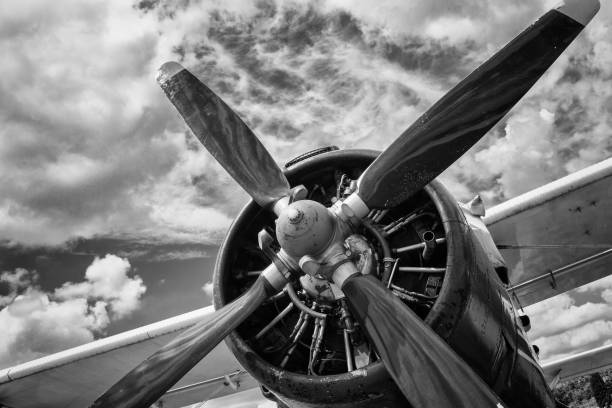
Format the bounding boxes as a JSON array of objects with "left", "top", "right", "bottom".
[
  {"left": 157, "top": 61, "right": 184, "bottom": 85},
  {"left": 557, "top": 0, "right": 599, "bottom": 26}
]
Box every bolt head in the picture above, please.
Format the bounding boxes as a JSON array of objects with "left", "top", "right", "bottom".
[{"left": 286, "top": 207, "right": 303, "bottom": 224}]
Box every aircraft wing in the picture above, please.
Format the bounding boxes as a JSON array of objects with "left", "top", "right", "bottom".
[
  {"left": 0, "top": 306, "right": 259, "bottom": 408},
  {"left": 484, "top": 157, "right": 612, "bottom": 308},
  {"left": 541, "top": 343, "right": 612, "bottom": 387}
]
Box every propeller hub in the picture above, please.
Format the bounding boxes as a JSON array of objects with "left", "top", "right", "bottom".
[
  {"left": 286, "top": 207, "right": 304, "bottom": 224},
  {"left": 276, "top": 199, "right": 335, "bottom": 258}
]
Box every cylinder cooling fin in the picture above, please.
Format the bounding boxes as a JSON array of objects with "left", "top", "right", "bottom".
[{"left": 213, "top": 149, "right": 462, "bottom": 407}]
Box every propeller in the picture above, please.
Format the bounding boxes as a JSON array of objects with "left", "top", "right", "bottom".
[
  {"left": 341, "top": 273, "right": 503, "bottom": 407},
  {"left": 92, "top": 1, "right": 598, "bottom": 407},
  {"left": 91, "top": 270, "right": 277, "bottom": 408},
  {"left": 332, "top": 4, "right": 597, "bottom": 406},
  {"left": 91, "top": 64, "right": 294, "bottom": 408},
  {"left": 157, "top": 61, "right": 291, "bottom": 209},
  {"left": 355, "top": 1, "right": 598, "bottom": 209}
]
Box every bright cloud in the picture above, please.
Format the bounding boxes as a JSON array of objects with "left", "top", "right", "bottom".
[
  {"left": 0, "top": 268, "right": 36, "bottom": 307},
  {"left": 0, "top": 0, "right": 235, "bottom": 246},
  {"left": 527, "top": 274, "right": 612, "bottom": 361},
  {"left": 0, "top": 254, "right": 145, "bottom": 367},
  {"left": 201, "top": 280, "right": 214, "bottom": 299},
  {"left": 55, "top": 254, "right": 146, "bottom": 318}
]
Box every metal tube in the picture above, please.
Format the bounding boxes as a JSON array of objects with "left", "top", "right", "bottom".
[
  {"left": 383, "top": 212, "right": 417, "bottom": 232},
  {"left": 165, "top": 369, "right": 244, "bottom": 395},
  {"left": 289, "top": 311, "right": 306, "bottom": 340},
  {"left": 281, "top": 344, "right": 298, "bottom": 368},
  {"left": 310, "top": 318, "right": 326, "bottom": 374},
  {"left": 394, "top": 238, "right": 446, "bottom": 254},
  {"left": 246, "top": 270, "right": 262, "bottom": 277},
  {"left": 391, "top": 284, "right": 438, "bottom": 299},
  {"left": 339, "top": 299, "right": 355, "bottom": 332},
  {"left": 285, "top": 283, "right": 327, "bottom": 319},
  {"left": 384, "top": 212, "right": 436, "bottom": 236},
  {"left": 373, "top": 209, "right": 389, "bottom": 223},
  {"left": 282, "top": 303, "right": 318, "bottom": 368},
  {"left": 509, "top": 248, "right": 612, "bottom": 291},
  {"left": 362, "top": 220, "right": 393, "bottom": 282},
  {"left": 387, "top": 258, "right": 400, "bottom": 288},
  {"left": 398, "top": 266, "right": 446, "bottom": 273},
  {"left": 255, "top": 303, "right": 294, "bottom": 340},
  {"left": 384, "top": 214, "right": 418, "bottom": 236},
  {"left": 281, "top": 313, "right": 311, "bottom": 368},
  {"left": 343, "top": 330, "right": 355, "bottom": 371},
  {"left": 497, "top": 244, "right": 612, "bottom": 249},
  {"left": 263, "top": 288, "right": 288, "bottom": 305},
  {"left": 421, "top": 231, "right": 437, "bottom": 261}
]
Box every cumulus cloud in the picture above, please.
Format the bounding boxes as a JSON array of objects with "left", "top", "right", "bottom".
[
  {"left": 201, "top": 280, "right": 214, "bottom": 299},
  {"left": 0, "top": 0, "right": 234, "bottom": 246},
  {"left": 526, "top": 274, "right": 612, "bottom": 361},
  {"left": 527, "top": 294, "right": 612, "bottom": 340},
  {"left": 0, "top": 268, "right": 37, "bottom": 307},
  {"left": 55, "top": 254, "right": 146, "bottom": 318},
  {"left": 0, "top": 254, "right": 145, "bottom": 367},
  {"left": 534, "top": 320, "right": 612, "bottom": 362}
]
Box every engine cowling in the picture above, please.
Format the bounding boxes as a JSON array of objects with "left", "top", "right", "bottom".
[{"left": 213, "top": 149, "right": 553, "bottom": 408}]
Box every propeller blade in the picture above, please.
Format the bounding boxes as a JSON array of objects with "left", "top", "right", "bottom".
[
  {"left": 90, "top": 274, "right": 274, "bottom": 408},
  {"left": 356, "top": 0, "right": 599, "bottom": 209},
  {"left": 342, "top": 273, "right": 505, "bottom": 408},
  {"left": 157, "top": 61, "right": 291, "bottom": 209}
]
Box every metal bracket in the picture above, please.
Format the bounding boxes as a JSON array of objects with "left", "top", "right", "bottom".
[
  {"left": 511, "top": 291, "right": 524, "bottom": 313},
  {"left": 223, "top": 373, "right": 240, "bottom": 391},
  {"left": 548, "top": 269, "right": 557, "bottom": 289}
]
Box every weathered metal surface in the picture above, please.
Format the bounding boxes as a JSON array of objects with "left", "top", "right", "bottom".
[
  {"left": 357, "top": 10, "right": 585, "bottom": 209},
  {"left": 157, "top": 62, "right": 290, "bottom": 208},
  {"left": 485, "top": 157, "right": 612, "bottom": 307}
]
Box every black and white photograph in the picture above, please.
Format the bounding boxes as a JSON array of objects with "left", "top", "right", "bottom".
[{"left": 0, "top": 0, "right": 611, "bottom": 407}]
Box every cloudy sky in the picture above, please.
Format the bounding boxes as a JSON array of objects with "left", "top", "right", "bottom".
[{"left": 0, "top": 0, "right": 611, "bottom": 405}]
